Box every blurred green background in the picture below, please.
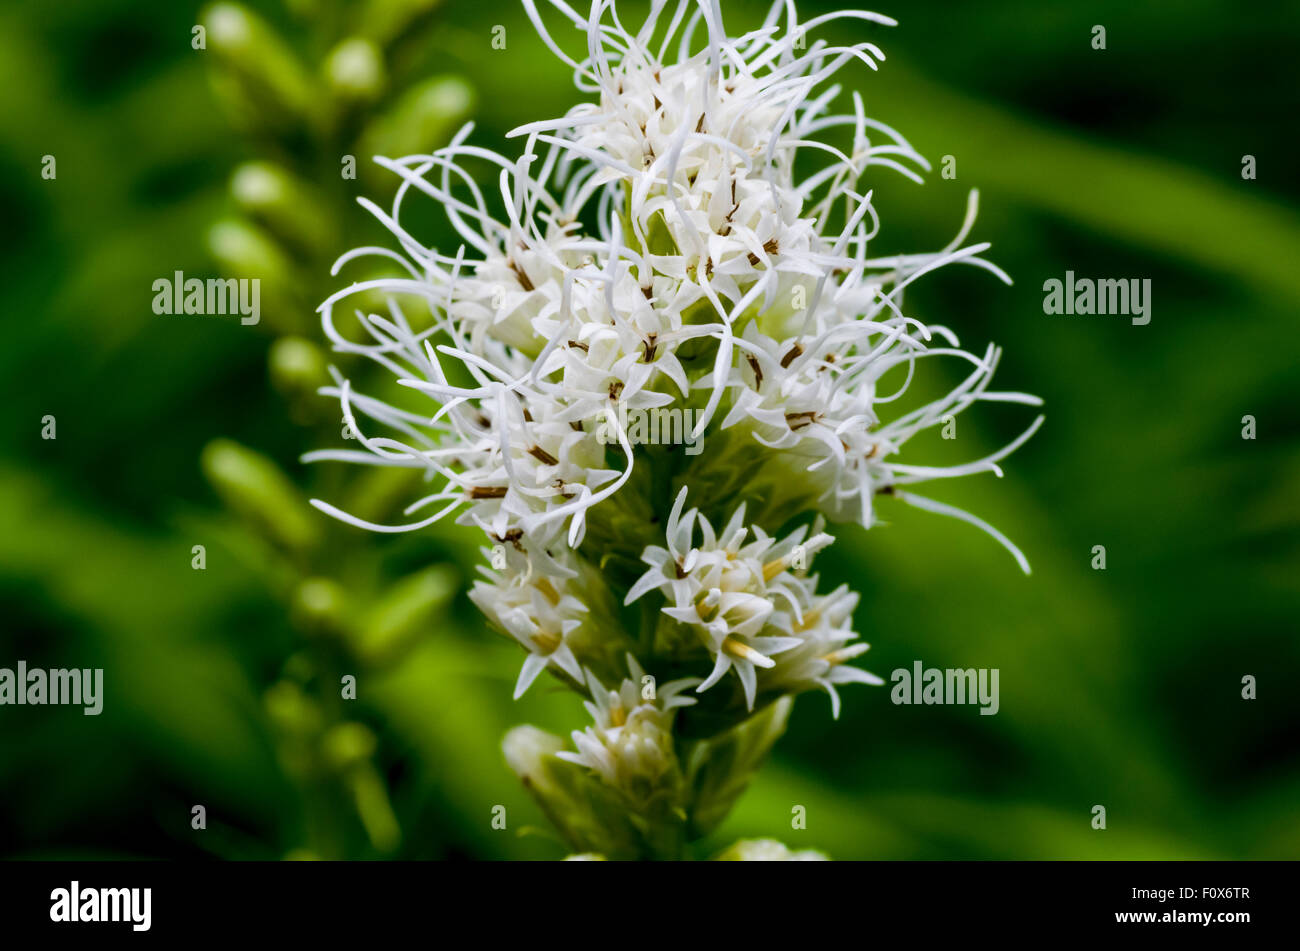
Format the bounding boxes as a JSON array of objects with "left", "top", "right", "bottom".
[{"left": 1, "top": 0, "right": 1297, "bottom": 860}]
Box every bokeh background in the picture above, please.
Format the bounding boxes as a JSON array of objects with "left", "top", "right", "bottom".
[{"left": 2, "top": 0, "right": 1297, "bottom": 860}]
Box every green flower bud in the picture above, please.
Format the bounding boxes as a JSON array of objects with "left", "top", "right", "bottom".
[
  {"left": 208, "top": 218, "right": 307, "bottom": 334},
  {"left": 358, "top": 76, "right": 474, "bottom": 183},
  {"left": 202, "top": 3, "right": 320, "bottom": 134},
  {"left": 325, "top": 38, "right": 386, "bottom": 104},
  {"left": 202, "top": 439, "right": 321, "bottom": 555},
  {"left": 265, "top": 681, "right": 323, "bottom": 737},
  {"left": 269, "top": 336, "right": 329, "bottom": 405},
  {"left": 231, "top": 162, "right": 336, "bottom": 258},
  {"left": 354, "top": 0, "right": 444, "bottom": 49},
  {"left": 322, "top": 722, "right": 377, "bottom": 771},
  {"left": 352, "top": 565, "right": 458, "bottom": 666},
  {"left": 291, "top": 577, "right": 348, "bottom": 638}
]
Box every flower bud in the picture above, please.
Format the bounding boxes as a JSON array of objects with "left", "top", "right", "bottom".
[
  {"left": 503, "top": 725, "right": 642, "bottom": 860},
  {"left": 715, "top": 838, "right": 827, "bottom": 861},
  {"left": 202, "top": 3, "right": 320, "bottom": 134},
  {"left": 231, "top": 162, "right": 336, "bottom": 258},
  {"left": 351, "top": 565, "right": 458, "bottom": 665},
  {"left": 325, "top": 38, "right": 386, "bottom": 104},
  {"left": 264, "top": 681, "right": 323, "bottom": 738},
  {"left": 269, "top": 336, "right": 330, "bottom": 411},
  {"left": 202, "top": 439, "right": 321, "bottom": 555},
  {"left": 358, "top": 76, "right": 474, "bottom": 182},
  {"left": 354, "top": 0, "right": 444, "bottom": 48},
  {"left": 291, "top": 577, "right": 348, "bottom": 638},
  {"left": 322, "top": 722, "right": 377, "bottom": 771},
  {"left": 208, "top": 218, "right": 307, "bottom": 334}
]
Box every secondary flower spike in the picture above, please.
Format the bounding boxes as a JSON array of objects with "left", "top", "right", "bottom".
[{"left": 306, "top": 0, "right": 1042, "bottom": 860}]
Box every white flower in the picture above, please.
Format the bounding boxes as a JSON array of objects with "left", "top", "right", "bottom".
[
  {"left": 717, "top": 238, "right": 1046, "bottom": 572},
  {"left": 470, "top": 541, "right": 629, "bottom": 697},
  {"left": 469, "top": 564, "right": 586, "bottom": 700},
  {"left": 627, "top": 488, "right": 847, "bottom": 710},
  {"left": 309, "top": 0, "right": 1040, "bottom": 575},
  {"left": 715, "top": 838, "right": 828, "bottom": 861},
  {"left": 556, "top": 656, "right": 699, "bottom": 807},
  {"left": 761, "top": 582, "right": 884, "bottom": 718}
]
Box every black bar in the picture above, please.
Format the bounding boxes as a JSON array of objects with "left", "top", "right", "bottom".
[{"left": 0, "top": 860, "right": 1286, "bottom": 939}]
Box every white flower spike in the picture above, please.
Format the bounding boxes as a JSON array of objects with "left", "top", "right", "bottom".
[{"left": 306, "top": 0, "right": 1041, "bottom": 859}]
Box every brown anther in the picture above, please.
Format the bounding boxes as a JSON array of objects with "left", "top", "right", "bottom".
[
  {"left": 528, "top": 445, "right": 559, "bottom": 466},
  {"left": 785, "top": 410, "right": 818, "bottom": 431},
  {"left": 507, "top": 259, "right": 534, "bottom": 292},
  {"left": 608, "top": 380, "right": 624, "bottom": 400},
  {"left": 745, "top": 353, "right": 763, "bottom": 390},
  {"left": 567, "top": 339, "right": 589, "bottom": 352},
  {"left": 780, "top": 343, "right": 803, "bottom": 368},
  {"left": 470, "top": 485, "right": 508, "bottom": 499},
  {"left": 745, "top": 240, "right": 779, "bottom": 267},
  {"left": 718, "top": 181, "right": 739, "bottom": 237},
  {"left": 492, "top": 528, "right": 524, "bottom": 551}
]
